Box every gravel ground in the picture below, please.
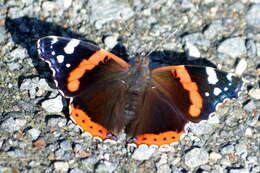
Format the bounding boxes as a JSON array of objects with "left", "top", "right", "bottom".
[{"left": 0, "top": 0, "right": 259, "bottom": 172}]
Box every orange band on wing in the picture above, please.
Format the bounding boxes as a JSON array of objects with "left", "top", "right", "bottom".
[
  {"left": 69, "top": 104, "right": 109, "bottom": 139},
  {"left": 134, "top": 131, "right": 184, "bottom": 146},
  {"left": 153, "top": 66, "right": 203, "bottom": 117},
  {"left": 171, "top": 66, "right": 203, "bottom": 117},
  {"left": 67, "top": 49, "right": 129, "bottom": 92}
]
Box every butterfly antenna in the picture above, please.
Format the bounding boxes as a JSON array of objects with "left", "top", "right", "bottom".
[{"left": 145, "top": 28, "right": 179, "bottom": 58}]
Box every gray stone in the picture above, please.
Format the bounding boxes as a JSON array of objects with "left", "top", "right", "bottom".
[
  {"left": 7, "top": 148, "right": 25, "bottom": 158},
  {"left": 189, "top": 121, "right": 214, "bottom": 136},
  {"left": 0, "top": 26, "right": 5, "bottom": 43},
  {"left": 7, "top": 62, "right": 21, "bottom": 71},
  {"left": 204, "top": 23, "right": 226, "bottom": 40},
  {"left": 89, "top": 0, "right": 134, "bottom": 29},
  {"left": 235, "top": 143, "right": 247, "bottom": 156},
  {"left": 95, "top": 161, "right": 116, "bottom": 173},
  {"left": 251, "top": 166, "right": 260, "bottom": 173},
  {"left": 246, "top": 3, "right": 260, "bottom": 30},
  {"left": 217, "top": 37, "right": 247, "bottom": 58},
  {"left": 185, "top": 42, "right": 201, "bottom": 58},
  {"left": 10, "top": 47, "right": 28, "bottom": 59},
  {"left": 157, "top": 164, "right": 171, "bottom": 173},
  {"left": 183, "top": 32, "right": 210, "bottom": 48},
  {"left": 54, "top": 161, "right": 69, "bottom": 172},
  {"left": 38, "top": 78, "right": 53, "bottom": 91},
  {"left": 104, "top": 35, "right": 118, "bottom": 49},
  {"left": 41, "top": 95, "right": 63, "bottom": 113},
  {"left": 47, "top": 116, "right": 67, "bottom": 128},
  {"left": 27, "top": 128, "right": 41, "bottom": 140},
  {"left": 0, "top": 167, "right": 15, "bottom": 173},
  {"left": 256, "top": 42, "right": 260, "bottom": 56},
  {"left": 184, "top": 148, "right": 209, "bottom": 168},
  {"left": 82, "top": 157, "right": 98, "bottom": 172},
  {"left": 249, "top": 88, "right": 260, "bottom": 100},
  {"left": 219, "top": 157, "right": 231, "bottom": 166},
  {"left": 60, "top": 140, "right": 72, "bottom": 151},
  {"left": 220, "top": 144, "right": 234, "bottom": 155},
  {"left": 243, "top": 100, "right": 256, "bottom": 113},
  {"left": 229, "top": 168, "right": 249, "bottom": 173},
  {"left": 246, "top": 40, "right": 257, "bottom": 58},
  {"left": 70, "top": 168, "right": 84, "bottom": 173},
  {"left": 132, "top": 145, "right": 156, "bottom": 161},
  {"left": 0, "top": 117, "right": 21, "bottom": 133}
]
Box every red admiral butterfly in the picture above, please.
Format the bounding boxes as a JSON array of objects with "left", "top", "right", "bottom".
[{"left": 37, "top": 36, "right": 242, "bottom": 146}]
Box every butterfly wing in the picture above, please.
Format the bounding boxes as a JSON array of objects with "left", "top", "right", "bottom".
[
  {"left": 37, "top": 36, "right": 130, "bottom": 139},
  {"left": 128, "top": 65, "right": 242, "bottom": 146},
  {"left": 37, "top": 36, "right": 129, "bottom": 97}
]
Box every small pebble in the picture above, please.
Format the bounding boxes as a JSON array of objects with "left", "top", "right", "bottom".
[
  {"left": 10, "top": 47, "right": 28, "bottom": 59},
  {"left": 229, "top": 168, "right": 249, "bottom": 173},
  {"left": 70, "top": 168, "right": 84, "bottom": 173},
  {"left": 244, "top": 128, "right": 253, "bottom": 136},
  {"left": 54, "top": 161, "right": 69, "bottom": 172},
  {"left": 7, "top": 62, "right": 21, "bottom": 71},
  {"left": 27, "top": 128, "right": 41, "bottom": 140},
  {"left": 218, "top": 37, "right": 247, "bottom": 58},
  {"left": 246, "top": 40, "right": 257, "bottom": 58},
  {"left": 104, "top": 35, "right": 118, "bottom": 49},
  {"left": 95, "top": 161, "right": 116, "bottom": 173},
  {"left": 47, "top": 116, "right": 67, "bottom": 128},
  {"left": 0, "top": 117, "right": 21, "bottom": 133},
  {"left": 184, "top": 148, "right": 209, "bottom": 168},
  {"left": 132, "top": 145, "right": 156, "bottom": 161},
  {"left": 245, "top": 3, "right": 260, "bottom": 30},
  {"left": 235, "top": 59, "right": 247, "bottom": 76},
  {"left": 220, "top": 144, "right": 234, "bottom": 155},
  {"left": 89, "top": 0, "right": 134, "bottom": 29},
  {"left": 60, "top": 140, "right": 72, "bottom": 151},
  {"left": 203, "top": 22, "right": 226, "bottom": 40},
  {"left": 243, "top": 100, "right": 256, "bottom": 113},
  {"left": 209, "top": 152, "right": 222, "bottom": 161},
  {"left": 41, "top": 95, "right": 63, "bottom": 113},
  {"left": 189, "top": 121, "right": 214, "bottom": 136},
  {"left": 82, "top": 157, "right": 98, "bottom": 172},
  {"left": 0, "top": 26, "right": 5, "bottom": 43},
  {"left": 185, "top": 42, "right": 201, "bottom": 58},
  {"left": 248, "top": 88, "right": 260, "bottom": 100},
  {"left": 235, "top": 143, "right": 247, "bottom": 156}
]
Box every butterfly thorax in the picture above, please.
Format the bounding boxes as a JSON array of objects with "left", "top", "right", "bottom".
[{"left": 122, "top": 56, "right": 151, "bottom": 123}]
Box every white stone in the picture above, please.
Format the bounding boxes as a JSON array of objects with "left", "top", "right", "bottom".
[
  {"left": 41, "top": 95, "right": 63, "bottom": 113},
  {"left": 235, "top": 59, "right": 247, "bottom": 75},
  {"left": 132, "top": 145, "right": 156, "bottom": 161}
]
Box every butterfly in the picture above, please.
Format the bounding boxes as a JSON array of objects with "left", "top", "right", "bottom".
[{"left": 37, "top": 36, "right": 242, "bottom": 146}]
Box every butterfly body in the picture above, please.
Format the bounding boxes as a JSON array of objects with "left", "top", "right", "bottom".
[{"left": 37, "top": 36, "right": 242, "bottom": 146}]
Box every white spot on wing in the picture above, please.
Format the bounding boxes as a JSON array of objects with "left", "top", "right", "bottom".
[
  {"left": 51, "top": 51, "right": 55, "bottom": 55},
  {"left": 205, "top": 92, "right": 209, "bottom": 96},
  {"left": 226, "top": 73, "right": 233, "bottom": 81},
  {"left": 213, "top": 87, "right": 222, "bottom": 96},
  {"left": 57, "top": 55, "right": 64, "bottom": 63},
  {"left": 66, "top": 63, "right": 71, "bottom": 68},
  {"left": 206, "top": 67, "right": 218, "bottom": 84},
  {"left": 50, "top": 36, "right": 58, "bottom": 45},
  {"left": 224, "top": 87, "right": 228, "bottom": 91},
  {"left": 64, "top": 39, "right": 80, "bottom": 54}
]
